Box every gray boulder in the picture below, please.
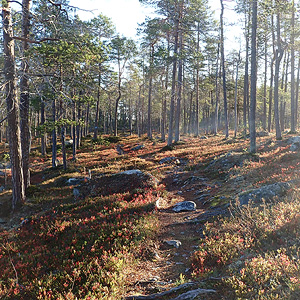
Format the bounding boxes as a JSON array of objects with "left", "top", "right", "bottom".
[
  {"left": 290, "top": 142, "right": 300, "bottom": 152},
  {"left": 288, "top": 136, "right": 300, "bottom": 144},
  {"left": 238, "top": 182, "right": 291, "bottom": 206},
  {"left": 173, "top": 201, "right": 196, "bottom": 212}
]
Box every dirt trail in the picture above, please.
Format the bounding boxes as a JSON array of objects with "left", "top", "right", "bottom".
[{"left": 126, "top": 164, "right": 215, "bottom": 298}]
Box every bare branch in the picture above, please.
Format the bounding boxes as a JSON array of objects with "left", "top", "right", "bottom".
[
  {"left": 8, "top": 0, "right": 23, "bottom": 7},
  {"left": 0, "top": 116, "right": 7, "bottom": 125}
]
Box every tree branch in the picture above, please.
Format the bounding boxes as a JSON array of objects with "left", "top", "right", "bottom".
[
  {"left": 13, "top": 36, "right": 59, "bottom": 44},
  {"left": 0, "top": 116, "right": 8, "bottom": 125}
]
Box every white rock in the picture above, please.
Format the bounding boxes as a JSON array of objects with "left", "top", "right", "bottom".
[
  {"left": 173, "top": 201, "right": 197, "bottom": 212},
  {"left": 165, "top": 240, "right": 182, "bottom": 248},
  {"left": 119, "top": 169, "right": 143, "bottom": 175}
]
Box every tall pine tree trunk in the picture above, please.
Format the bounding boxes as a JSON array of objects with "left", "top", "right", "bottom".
[
  {"left": 147, "top": 44, "right": 154, "bottom": 139},
  {"left": 295, "top": 57, "right": 300, "bottom": 128},
  {"left": 175, "top": 31, "right": 183, "bottom": 142},
  {"left": 52, "top": 97, "right": 57, "bottom": 168},
  {"left": 274, "top": 14, "right": 284, "bottom": 140},
  {"left": 195, "top": 22, "right": 200, "bottom": 137},
  {"left": 234, "top": 51, "right": 240, "bottom": 138},
  {"left": 41, "top": 99, "right": 46, "bottom": 156},
  {"left": 167, "top": 17, "right": 179, "bottom": 145},
  {"left": 263, "top": 33, "right": 268, "bottom": 131},
  {"left": 20, "top": 0, "right": 31, "bottom": 190},
  {"left": 2, "top": 0, "right": 26, "bottom": 209},
  {"left": 290, "top": 0, "right": 295, "bottom": 132},
  {"left": 220, "top": 0, "right": 229, "bottom": 138},
  {"left": 249, "top": 0, "right": 257, "bottom": 153},
  {"left": 214, "top": 43, "right": 220, "bottom": 135}
]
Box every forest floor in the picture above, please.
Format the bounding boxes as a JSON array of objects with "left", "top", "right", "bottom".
[{"left": 1, "top": 132, "right": 300, "bottom": 299}]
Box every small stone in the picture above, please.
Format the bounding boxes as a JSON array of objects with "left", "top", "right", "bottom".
[
  {"left": 65, "top": 139, "right": 73, "bottom": 147},
  {"left": 165, "top": 240, "right": 182, "bottom": 248},
  {"left": 120, "top": 169, "right": 143, "bottom": 176},
  {"left": 131, "top": 144, "right": 145, "bottom": 151},
  {"left": 155, "top": 198, "right": 163, "bottom": 209},
  {"left": 67, "top": 177, "right": 84, "bottom": 186},
  {"left": 173, "top": 201, "right": 196, "bottom": 212}
]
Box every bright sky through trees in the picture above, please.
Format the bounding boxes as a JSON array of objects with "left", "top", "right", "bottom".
[
  {"left": 69, "top": 0, "right": 242, "bottom": 48},
  {"left": 69, "top": 0, "right": 156, "bottom": 38}
]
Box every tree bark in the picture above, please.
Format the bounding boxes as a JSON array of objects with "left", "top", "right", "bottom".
[
  {"left": 243, "top": 8, "right": 250, "bottom": 136},
  {"left": 2, "top": 0, "right": 26, "bottom": 209},
  {"left": 274, "top": 14, "right": 284, "bottom": 140},
  {"left": 41, "top": 99, "right": 46, "bottom": 156},
  {"left": 195, "top": 22, "right": 200, "bottom": 137},
  {"left": 214, "top": 43, "right": 220, "bottom": 135},
  {"left": 295, "top": 57, "right": 300, "bottom": 128},
  {"left": 174, "top": 31, "right": 183, "bottom": 142},
  {"left": 20, "top": 0, "right": 31, "bottom": 190},
  {"left": 268, "top": 15, "right": 276, "bottom": 132},
  {"left": 263, "top": 32, "right": 268, "bottom": 131},
  {"left": 167, "top": 17, "right": 179, "bottom": 146},
  {"left": 220, "top": 0, "right": 229, "bottom": 138},
  {"left": 290, "top": 0, "right": 295, "bottom": 133},
  {"left": 51, "top": 97, "right": 57, "bottom": 168},
  {"left": 147, "top": 44, "right": 154, "bottom": 139},
  {"left": 249, "top": 0, "right": 257, "bottom": 153},
  {"left": 234, "top": 51, "right": 240, "bottom": 138}
]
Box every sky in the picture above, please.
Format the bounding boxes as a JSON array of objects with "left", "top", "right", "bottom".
[
  {"left": 68, "top": 0, "right": 243, "bottom": 49},
  {"left": 69, "top": 0, "right": 156, "bottom": 38}
]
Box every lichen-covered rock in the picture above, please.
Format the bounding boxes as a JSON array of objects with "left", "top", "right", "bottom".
[
  {"left": 173, "top": 201, "right": 196, "bottom": 212},
  {"left": 238, "top": 182, "right": 291, "bottom": 206},
  {"left": 290, "top": 142, "right": 300, "bottom": 152},
  {"left": 288, "top": 136, "right": 300, "bottom": 144}
]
